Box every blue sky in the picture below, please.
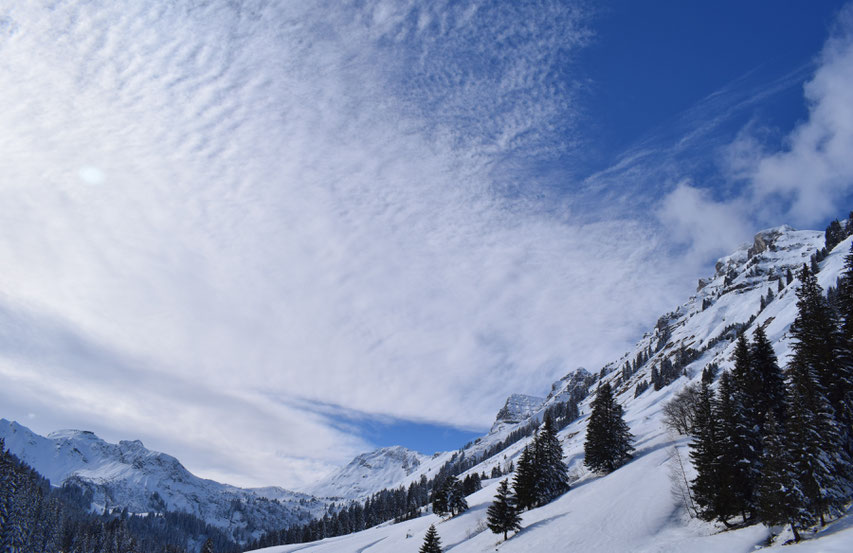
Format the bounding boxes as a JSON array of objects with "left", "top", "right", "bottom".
[{"left": 0, "top": 0, "right": 852, "bottom": 489}]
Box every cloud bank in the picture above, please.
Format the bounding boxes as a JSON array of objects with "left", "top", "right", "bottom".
[{"left": 5, "top": 0, "right": 848, "bottom": 489}]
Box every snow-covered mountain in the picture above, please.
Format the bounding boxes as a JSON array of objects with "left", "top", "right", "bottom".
[
  {"left": 0, "top": 419, "right": 328, "bottom": 544},
  {"left": 248, "top": 223, "right": 853, "bottom": 552},
  {"left": 490, "top": 394, "right": 544, "bottom": 431},
  {"left": 308, "top": 446, "right": 430, "bottom": 500}
]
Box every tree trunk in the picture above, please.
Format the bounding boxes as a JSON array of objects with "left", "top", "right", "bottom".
[{"left": 790, "top": 520, "right": 801, "bottom": 542}]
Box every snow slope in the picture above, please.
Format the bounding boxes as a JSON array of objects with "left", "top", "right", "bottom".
[
  {"left": 249, "top": 225, "right": 853, "bottom": 552},
  {"left": 0, "top": 419, "right": 328, "bottom": 544}
]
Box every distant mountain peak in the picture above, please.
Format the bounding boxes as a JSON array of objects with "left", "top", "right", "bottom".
[
  {"left": 308, "top": 445, "right": 429, "bottom": 500},
  {"left": 491, "top": 393, "right": 544, "bottom": 431}
]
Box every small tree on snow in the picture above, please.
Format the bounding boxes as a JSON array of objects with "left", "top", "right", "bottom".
[
  {"left": 419, "top": 524, "right": 442, "bottom": 553},
  {"left": 487, "top": 479, "right": 522, "bottom": 540}
]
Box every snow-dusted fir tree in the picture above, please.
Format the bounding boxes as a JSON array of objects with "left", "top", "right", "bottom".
[
  {"left": 715, "top": 370, "right": 758, "bottom": 523},
  {"left": 689, "top": 381, "right": 724, "bottom": 523},
  {"left": 487, "top": 479, "right": 522, "bottom": 540},
  {"left": 790, "top": 265, "right": 851, "bottom": 435},
  {"left": 757, "top": 412, "right": 808, "bottom": 542},
  {"left": 584, "top": 382, "right": 634, "bottom": 473},
  {"left": 419, "top": 524, "right": 442, "bottom": 553},
  {"left": 786, "top": 265, "right": 850, "bottom": 525},
  {"left": 201, "top": 537, "right": 215, "bottom": 553},
  {"left": 749, "top": 326, "right": 787, "bottom": 431},
  {"left": 512, "top": 445, "right": 536, "bottom": 511},
  {"left": 444, "top": 475, "right": 468, "bottom": 517},
  {"left": 533, "top": 414, "right": 570, "bottom": 505},
  {"left": 433, "top": 475, "right": 467, "bottom": 518}
]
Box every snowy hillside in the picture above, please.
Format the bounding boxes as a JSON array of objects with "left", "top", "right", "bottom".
[
  {"left": 249, "top": 224, "right": 853, "bottom": 552},
  {"left": 308, "top": 446, "right": 430, "bottom": 500},
  {"left": 0, "top": 419, "right": 327, "bottom": 544}
]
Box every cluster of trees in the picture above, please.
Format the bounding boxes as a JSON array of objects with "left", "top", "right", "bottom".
[
  {"left": 431, "top": 475, "right": 469, "bottom": 517},
  {"left": 0, "top": 440, "right": 236, "bottom": 553},
  {"left": 583, "top": 383, "right": 634, "bottom": 474},
  {"left": 622, "top": 347, "right": 653, "bottom": 382},
  {"left": 650, "top": 347, "right": 699, "bottom": 391},
  {"left": 484, "top": 414, "right": 569, "bottom": 542},
  {"left": 688, "top": 255, "right": 853, "bottom": 541}
]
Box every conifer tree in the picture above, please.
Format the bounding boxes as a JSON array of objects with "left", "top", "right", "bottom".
[
  {"left": 786, "top": 352, "right": 849, "bottom": 526},
  {"left": 419, "top": 524, "right": 442, "bottom": 553},
  {"left": 837, "top": 243, "right": 853, "bottom": 453},
  {"left": 431, "top": 483, "right": 448, "bottom": 517},
  {"left": 486, "top": 479, "right": 522, "bottom": 540},
  {"left": 715, "top": 370, "right": 758, "bottom": 522},
  {"left": 201, "top": 538, "right": 215, "bottom": 553},
  {"left": 584, "top": 382, "right": 634, "bottom": 473},
  {"left": 749, "top": 326, "right": 787, "bottom": 430},
  {"left": 512, "top": 446, "right": 536, "bottom": 511},
  {"left": 757, "top": 412, "right": 808, "bottom": 542},
  {"left": 689, "top": 381, "right": 725, "bottom": 523},
  {"left": 443, "top": 475, "right": 468, "bottom": 517},
  {"left": 533, "top": 414, "right": 570, "bottom": 505},
  {"left": 790, "top": 265, "right": 851, "bottom": 429}
]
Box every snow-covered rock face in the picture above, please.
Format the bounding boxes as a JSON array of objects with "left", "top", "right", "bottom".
[
  {"left": 491, "top": 393, "right": 545, "bottom": 430},
  {"left": 308, "top": 445, "right": 428, "bottom": 500},
  {"left": 0, "top": 420, "right": 327, "bottom": 544}
]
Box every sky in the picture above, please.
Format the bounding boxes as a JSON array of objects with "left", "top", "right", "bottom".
[{"left": 0, "top": 0, "right": 852, "bottom": 490}]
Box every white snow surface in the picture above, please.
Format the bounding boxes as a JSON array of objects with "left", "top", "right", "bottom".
[
  {"left": 0, "top": 419, "right": 328, "bottom": 542},
  {"left": 250, "top": 225, "right": 853, "bottom": 552}
]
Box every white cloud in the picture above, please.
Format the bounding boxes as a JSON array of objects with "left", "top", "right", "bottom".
[
  {"left": 728, "top": 4, "right": 853, "bottom": 226},
  {"left": 0, "top": 0, "right": 694, "bottom": 487},
  {"left": 657, "top": 181, "right": 752, "bottom": 265}
]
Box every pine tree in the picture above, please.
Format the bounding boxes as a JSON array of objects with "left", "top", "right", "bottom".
[
  {"left": 442, "top": 475, "right": 468, "bottom": 517},
  {"left": 749, "top": 326, "right": 787, "bottom": 430},
  {"left": 689, "top": 381, "right": 725, "bottom": 523},
  {"left": 786, "top": 352, "right": 849, "bottom": 526},
  {"left": 419, "top": 524, "right": 442, "bottom": 553},
  {"left": 757, "top": 412, "right": 808, "bottom": 542},
  {"left": 533, "top": 414, "right": 570, "bottom": 506},
  {"left": 790, "top": 264, "right": 851, "bottom": 427},
  {"left": 486, "top": 479, "right": 522, "bottom": 540},
  {"left": 837, "top": 243, "right": 853, "bottom": 454},
  {"left": 512, "top": 446, "right": 536, "bottom": 511},
  {"left": 715, "top": 370, "right": 758, "bottom": 522},
  {"left": 584, "top": 382, "right": 634, "bottom": 473},
  {"left": 200, "top": 538, "right": 215, "bottom": 553},
  {"left": 431, "top": 483, "right": 448, "bottom": 517}
]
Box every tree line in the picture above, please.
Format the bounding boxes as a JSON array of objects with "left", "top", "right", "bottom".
[
  {"left": 0, "top": 440, "right": 238, "bottom": 553},
  {"left": 686, "top": 248, "right": 853, "bottom": 541}
]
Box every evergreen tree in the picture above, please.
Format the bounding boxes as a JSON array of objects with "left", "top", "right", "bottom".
[
  {"left": 532, "top": 414, "right": 570, "bottom": 506},
  {"left": 790, "top": 264, "right": 852, "bottom": 429},
  {"left": 584, "top": 383, "right": 634, "bottom": 473},
  {"left": 512, "top": 446, "right": 536, "bottom": 511},
  {"left": 689, "top": 381, "right": 725, "bottom": 523},
  {"left": 715, "top": 370, "right": 758, "bottom": 522},
  {"left": 486, "top": 479, "right": 522, "bottom": 540},
  {"left": 757, "top": 412, "right": 808, "bottom": 542},
  {"left": 786, "top": 352, "right": 849, "bottom": 526},
  {"left": 837, "top": 243, "right": 853, "bottom": 453},
  {"left": 749, "top": 326, "right": 787, "bottom": 430},
  {"left": 431, "top": 483, "right": 448, "bottom": 518},
  {"left": 442, "top": 476, "right": 468, "bottom": 517},
  {"left": 200, "top": 538, "right": 215, "bottom": 553},
  {"left": 419, "top": 524, "right": 442, "bottom": 553}
]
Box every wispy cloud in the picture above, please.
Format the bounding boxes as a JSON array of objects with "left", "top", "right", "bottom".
[{"left": 0, "top": 0, "right": 759, "bottom": 488}]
